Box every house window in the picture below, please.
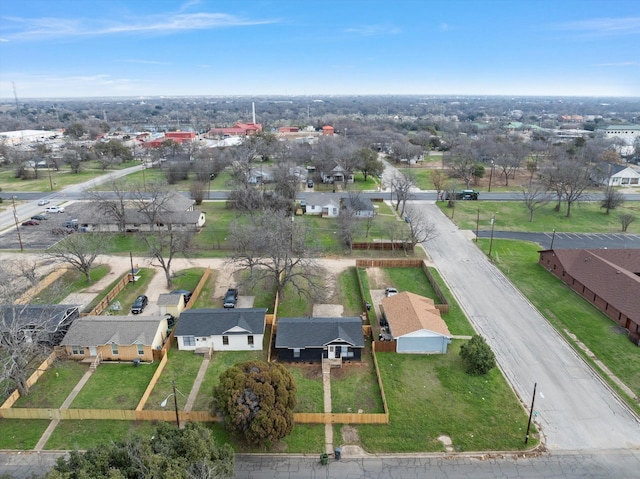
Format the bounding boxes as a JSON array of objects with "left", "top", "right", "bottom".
[
  {"left": 341, "top": 346, "right": 354, "bottom": 358},
  {"left": 137, "top": 344, "right": 144, "bottom": 355},
  {"left": 111, "top": 343, "right": 118, "bottom": 355},
  {"left": 248, "top": 335, "right": 254, "bottom": 346},
  {"left": 71, "top": 345, "right": 84, "bottom": 355},
  {"left": 223, "top": 336, "right": 229, "bottom": 345},
  {"left": 293, "top": 348, "right": 301, "bottom": 358},
  {"left": 183, "top": 336, "right": 196, "bottom": 347}
]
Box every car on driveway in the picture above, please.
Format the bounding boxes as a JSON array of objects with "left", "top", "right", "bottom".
[
  {"left": 22, "top": 219, "right": 40, "bottom": 226},
  {"left": 223, "top": 288, "right": 238, "bottom": 308},
  {"left": 385, "top": 287, "right": 398, "bottom": 297},
  {"left": 45, "top": 206, "right": 65, "bottom": 213},
  {"left": 38, "top": 199, "right": 50, "bottom": 206},
  {"left": 131, "top": 295, "right": 148, "bottom": 314},
  {"left": 170, "top": 289, "right": 192, "bottom": 304},
  {"left": 31, "top": 214, "right": 48, "bottom": 221}
]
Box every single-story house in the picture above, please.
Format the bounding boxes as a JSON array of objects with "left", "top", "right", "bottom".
[
  {"left": 594, "top": 164, "right": 640, "bottom": 187},
  {"left": 157, "top": 293, "right": 185, "bottom": 318},
  {"left": 275, "top": 316, "right": 364, "bottom": 363},
  {"left": 304, "top": 192, "right": 340, "bottom": 218},
  {"left": 341, "top": 196, "right": 375, "bottom": 218},
  {"left": 539, "top": 248, "right": 640, "bottom": 344},
  {"left": 321, "top": 165, "right": 354, "bottom": 184},
  {"left": 60, "top": 316, "right": 169, "bottom": 362},
  {"left": 174, "top": 308, "right": 267, "bottom": 353},
  {"left": 381, "top": 292, "right": 452, "bottom": 354},
  {"left": 1, "top": 304, "right": 79, "bottom": 346},
  {"left": 79, "top": 191, "right": 206, "bottom": 232},
  {"left": 247, "top": 166, "right": 275, "bottom": 185}
]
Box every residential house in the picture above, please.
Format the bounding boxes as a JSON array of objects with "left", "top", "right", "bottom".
[
  {"left": 60, "top": 316, "right": 169, "bottom": 362},
  {"left": 79, "top": 191, "right": 206, "bottom": 232},
  {"left": 341, "top": 196, "right": 375, "bottom": 218},
  {"left": 539, "top": 249, "right": 640, "bottom": 344},
  {"left": 321, "top": 164, "right": 354, "bottom": 184},
  {"left": 304, "top": 192, "right": 340, "bottom": 218},
  {"left": 174, "top": 308, "right": 267, "bottom": 354},
  {"left": 322, "top": 125, "right": 335, "bottom": 136},
  {"left": 381, "top": 292, "right": 452, "bottom": 354},
  {"left": 1, "top": 304, "right": 79, "bottom": 346},
  {"left": 592, "top": 163, "right": 640, "bottom": 187},
  {"left": 275, "top": 317, "right": 364, "bottom": 363}
]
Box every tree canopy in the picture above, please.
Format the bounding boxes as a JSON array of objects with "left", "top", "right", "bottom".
[
  {"left": 459, "top": 335, "right": 496, "bottom": 376},
  {"left": 212, "top": 360, "right": 297, "bottom": 447},
  {"left": 47, "top": 422, "right": 234, "bottom": 479}
]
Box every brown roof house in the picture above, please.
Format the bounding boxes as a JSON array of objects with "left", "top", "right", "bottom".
[
  {"left": 60, "top": 316, "right": 169, "bottom": 362},
  {"left": 381, "top": 292, "right": 452, "bottom": 354},
  {"left": 539, "top": 248, "right": 640, "bottom": 344}
]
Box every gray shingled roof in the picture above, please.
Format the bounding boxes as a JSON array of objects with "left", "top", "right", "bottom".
[
  {"left": 60, "top": 316, "right": 165, "bottom": 346},
  {"left": 1, "top": 304, "right": 79, "bottom": 331},
  {"left": 157, "top": 293, "right": 182, "bottom": 306},
  {"left": 174, "top": 308, "right": 267, "bottom": 336},
  {"left": 275, "top": 317, "right": 364, "bottom": 349}
]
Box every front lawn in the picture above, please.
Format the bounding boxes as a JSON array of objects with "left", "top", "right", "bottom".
[
  {"left": 44, "top": 420, "right": 157, "bottom": 450},
  {"left": 358, "top": 342, "right": 535, "bottom": 453},
  {"left": 14, "top": 360, "right": 89, "bottom": 409},
  {"left": 32, "top": 265, "right": 110, "bottom": 305},
  {"left": 288, "top": 364, "right": 324, "bottom": 413},
  {"left": 0, "top": 419, "right": 52, "bottom": 449},
  {"left": 70, "top": 362, "right": 159, "bottom": 409}
]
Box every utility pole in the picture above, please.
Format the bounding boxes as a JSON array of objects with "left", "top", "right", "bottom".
[
  {"left": 11, "top": 196, "right": 24, "bottom": 251},
  {"left": 488, "top": 214, "right": 496, "bottom": 259},
  {"left": 525, "top": 382, "right": 537, "bottom": 444}
]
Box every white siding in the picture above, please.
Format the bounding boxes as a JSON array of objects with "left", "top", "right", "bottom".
[{"left": 177, "top": 333, "right": 263, "bottom": 351}]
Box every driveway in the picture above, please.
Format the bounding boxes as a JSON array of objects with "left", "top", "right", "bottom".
[{"left": 416, "top": 201, "right": 640, "bottom": 451}]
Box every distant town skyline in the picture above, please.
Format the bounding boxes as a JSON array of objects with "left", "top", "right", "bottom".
[{"left": 1, "top": 0, "right": 639, "bottom": 100}]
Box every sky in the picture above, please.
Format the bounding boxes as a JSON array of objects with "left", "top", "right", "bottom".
[{"left": 0, "top": 0, "right": 639, "bottom": 99}]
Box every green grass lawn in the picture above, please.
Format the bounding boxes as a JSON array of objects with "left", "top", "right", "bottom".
[
  {"left": 44, "top": 420, "right": 157, "bottom": 450},
  {"left": 70, "top": 362, "right": 159, "bottom": 409},
  {"left": 331, "top": 341, "right": 384, "bottom": 414},
  {"left": 100, "top": 268, "right": 155, "bottom": 315},
  {"left": 14, "top": 361, "right": 89, "bottom": 409},
  {"left": 338, "top": 267, "right": 365, "bottom": 317},
  {"left": 190, "top": 270, "right": 218, "bottom": 309},
  {"left": 32, "top": 265, "right": 110, "bottom": 305},
  {"left": 0, "top": 419, "right": 51, "bottom": 449},
  {"left": 483, "top": 238, "right": 640, "bottom": 404},
  {"left": 439, "top": 200, "right": 640, "bottom": 234},
  {"left": 398, "top": 167, "right": 433, "bottom": 190},
  {"left": 358, "top": 342, "right": 536, "bottom": 453},
  {"left": 288, "top": 365, "right": 324, "bottom": 413},
  {"left": 144, "top": 344, "right": 203, "bottom": 411}
]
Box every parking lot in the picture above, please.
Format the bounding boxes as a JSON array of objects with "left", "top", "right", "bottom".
[{"left": 1, "top": 203, "right": 87, "bottom": 250}]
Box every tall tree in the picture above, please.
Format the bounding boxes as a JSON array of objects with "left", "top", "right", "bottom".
[
  {"left": 357, "top": 147, "right": 384, "bottom": 181},
  {"left": 47, "top": 233, "right": 106, "bottom": 283},
  {"left": 212, "top": 360, "right": 297, "bottom": 447},
  {"left": 143, "top": 230, "right": 193, "bottom": 288},
  {"left": 389, "top": 170, "right": 416, "bottom": 217},
  {"left": 521, "top": 183, "right": 550, "bottom": 222},
  {"left": 401, "top": 205, "right": 437, "bottom": 250}
]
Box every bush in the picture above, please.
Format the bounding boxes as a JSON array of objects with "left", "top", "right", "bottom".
[{"left": 460, "top": 335, "right": 496, "bottom": 375}]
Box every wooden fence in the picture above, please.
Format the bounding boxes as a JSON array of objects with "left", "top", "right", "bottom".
[
  {"left": 86, "top": 272, "right": 134, "bottom": 316},
  {"left": 135, "top": 352, "right": 168, "bottom": 411},
  {"left": 0, "top": 350, "right": 59, "bottom": 409},
  {"left": 16, "top": 267, "right": 69, "bottom": 305},
  {"left": 0, "top": 408, "right": 218, "bottom": 423},
  {"left": 184, "top": 267, "right": 211, "bottom": 311},
  {"left": 293, "top": 412, "right": 388, "bottom": 424},
  {"left": 352, "top": 241, "right": 414, "bottom": 252}
]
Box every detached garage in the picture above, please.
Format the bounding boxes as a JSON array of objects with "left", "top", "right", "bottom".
[{"left": 381, "top": 292, "right": 452, "bottom": 354}]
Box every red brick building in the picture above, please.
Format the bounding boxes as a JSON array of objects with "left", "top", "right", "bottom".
[
  {"left": 209, "top": 122, "right": 262, "bottom": 137},
  {"left": 539, "top": 248, "right": 640, "bottom": 344}
]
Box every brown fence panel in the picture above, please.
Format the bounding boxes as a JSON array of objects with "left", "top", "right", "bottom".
[
  {"left": 355, "top": 259, "right": 423, "bottom": 268},
  {"left": 135, "top": 353, "right": 169, "bottom": 411},
  {"left": 185, "top": 267, "right": 211, "bottom": 311},
  {"left": 351, "top": 242, "right": 413, "bottom": 252},
  {"left": 372, "top": 342, "right": 391, "bottom": 415},
  {"left": 294, "top": 412, "right": 388, "bottom": 424},
  {"left": 373, "top": 341, "right": 396, "bottom": 353},
  {"left": 88, "top": 273, "right": 133, "bottom": 316}
]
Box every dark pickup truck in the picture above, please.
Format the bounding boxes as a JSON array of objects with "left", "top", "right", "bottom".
[{"left": 223, "top": 288, "right": 238, "bottom": 308}]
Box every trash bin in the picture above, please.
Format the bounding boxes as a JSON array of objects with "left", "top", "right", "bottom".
[
  {"left": 320, "top": 453, "right": 329, "bottom": 465},
  {"left": 334, "top": 447, "right": 342, "bottom": 460},
  {"left": 133, "top": 358, "right": 140, "bottom": 367}
]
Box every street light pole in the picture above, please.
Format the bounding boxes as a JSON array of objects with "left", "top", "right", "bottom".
[
  {"left": 550, "top": 228, "right": 556, "bottom": 250},
  {"left": 488, "top": 214, "right": 495, "bottom": 259},
  {"left": 525, "top": 382, "right": 537, "bottom": 444},
  {"left": 11, "top": 196, "right": 23, "bottom": 251},
  {"left": 475, "top": 208, "right": 480, "bottom": 243},
  {"left": 171, "top": 380, "right": 180, "bottom": 428},
  {"left": 488, "top": 160, "right": 494, "bottom": 192}
]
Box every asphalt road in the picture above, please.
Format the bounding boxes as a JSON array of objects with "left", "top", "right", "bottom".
[{"left": 417, "top": 201, "right": 640, "bottom": 451}]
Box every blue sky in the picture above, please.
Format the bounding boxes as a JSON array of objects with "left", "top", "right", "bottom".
[{"left": 1, "top": 0, "right": 639, "bottom": 99}]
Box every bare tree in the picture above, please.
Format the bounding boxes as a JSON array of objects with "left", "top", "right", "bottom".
[
  {"left": 401, "top": 205, "right": 437, "bottom": 250},
  {"left": 444, "top": 140, "right": 477, "bottom": 189},
  {"left": 190, "top": 180, "right": 206, "bottom": 205},
  {"left": 228, "top": 211, "right": 322, "bottom": 301},
  {"left": 521, "top": 183, "right": 550, "bottom": 222},
  {"left": 47, "top": 233, "right": 106, "bottom": 283},
  {"left": 601, "top": 188, "right": 625, "bottom": 215},
  {"left": 337, "top": 195, "right": 361, "bottom": 252},
  {"left": 389, "top": 170, "right": 416, "bottom": 217},
  {"left": 619, "top": 213, "right": 636, "bottom": 232},
  {"left": 131, "top": 180, "right": 174, "bottom": 230},
  {"left": 143, "top": 230, "right": 194, "bottom": 288},
  {"left": 92, "top": 178, "right": 131, "bottom": 233},
  {"left": 431, "top": 170, "right": 446, "bottom": 200}
]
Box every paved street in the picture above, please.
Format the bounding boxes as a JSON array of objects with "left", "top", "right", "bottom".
[
  {"left": 417, "top": 201, "right": 640, "bottom": 451},
  {"left": 477, "top": 230, "right": 640, "bottom": 249}
]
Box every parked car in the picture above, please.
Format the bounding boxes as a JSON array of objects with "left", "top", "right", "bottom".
[
  {"left": 31, "top": 214, "right": 48, "bottom": 221},
  {"left": 63, "top": 219, "right": 79, "bottom": 230},
  {"left": 223, "top": 288, "right": 239, "bottom": 308},
  {"left": 131, "top": 295, "right": 148, "bottom": 314},
  {"left": 38, "top": 199, "right": 50, "bottom": 206},
  {"left": 307, "top": 179, "right": 314, "bottom": 188},
  {"left": 21, "top": 219, "right": 40, "bottom": 226},
  {"left": 170, "top": 289, "right": 192, "bottom": 304},
  {"left": 45, "top": 206, "right": 65, "bottom": 213},
  {"left": 385, "top": 287, "right": 398, "bottom": 297}
]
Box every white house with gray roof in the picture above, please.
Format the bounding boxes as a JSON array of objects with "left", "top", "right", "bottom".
[
  {"left": 304, "top": 193, "right": 340, "bottom": 218},
  {"left": 174, "top": 308, "right": 267, "bottom": 354}
]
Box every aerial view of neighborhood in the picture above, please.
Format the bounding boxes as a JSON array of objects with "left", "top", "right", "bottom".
[{"left": 0, "top": 1, "right": 639, "bottom": 478}]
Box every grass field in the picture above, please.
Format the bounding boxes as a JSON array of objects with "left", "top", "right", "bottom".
[
  {"left": 13, "top": 360, "right": 89, "bottom": 409},
  {"left": 438, "top": 200, "right": 640, "bottom": 234}
]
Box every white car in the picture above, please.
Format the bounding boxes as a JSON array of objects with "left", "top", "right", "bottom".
[
  {"left": 38, "top": 199, "right": 50, "bottom": 206},
  {"left": 45, "top": 206, "right": 65, "bottom": 213},
  {"left": 385, "top": 287, "right": 398, "bottom": 297}
]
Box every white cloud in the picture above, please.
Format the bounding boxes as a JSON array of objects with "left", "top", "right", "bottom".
[
  {"left": 3, "top": 12, "right": 279, "bottom": 41},
  {"left": 344, "top": 25, "right": 401, "bottom": 36},
  {"left": 553, "top": 17, "right": 640, "bottom": 37},
  {"left": 591, "top": 61, "right": 639, "bottom": 67}
]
